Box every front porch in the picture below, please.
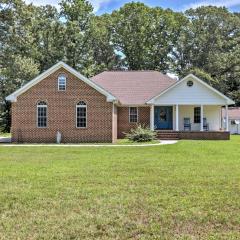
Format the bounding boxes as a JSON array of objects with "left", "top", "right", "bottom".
[
  {"left": 150, "top": 105, "right": 230, "bottom": 140},
  {"left": 145, "top": 73, "right": 234, "bottom": 140}
]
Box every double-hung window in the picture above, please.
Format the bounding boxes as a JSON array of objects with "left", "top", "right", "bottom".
[
  {"left": 76, "top": 101, "right": 87, "bottom": 128},
  {"left": 129, "top": 107, "right": 138, "bottom": 123},
  {"left": 37, "top": 101, "right": 47, "bottom": 128},
  {"left": 58, "top": 74, "right": 66, "bottom": 91}
]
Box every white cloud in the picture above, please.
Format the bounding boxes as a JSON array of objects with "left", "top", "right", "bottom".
[
  {"left": 24, "top": 0, "right": 115, "bottom": 12},
  {"left": 25, "top": 0, "right": 59, "bottom": 7},
  {"left": 184, "top": 0, "right": 240, "bottom": 10}
]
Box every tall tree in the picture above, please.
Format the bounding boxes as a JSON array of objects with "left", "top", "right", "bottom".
[
  {"left": 111, "top": 2, "right": 186, "bottom": 72},
  {"left": 88, "top": 14, "right": 122, "bottom": 75},
  {"left": 0, "top": 0, "right": 40, "bottom": 131},
  {"left": 174, "top": 6, "right": 240, "bottom": 103},
  {"left": 59, "top": 0, "right": 94, "bottom": 75},
  {"left": 31, "top": 5, "right": 65, "bottom": 71}
]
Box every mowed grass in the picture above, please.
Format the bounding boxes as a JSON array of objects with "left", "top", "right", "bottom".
[{"left": 0, "top": 137, "right": 240, "bottom": 239}]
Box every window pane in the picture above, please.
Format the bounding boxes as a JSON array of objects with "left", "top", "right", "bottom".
[
  {"left": 77, "top": 106, "right": 87, "bottom": 128},
  {"left": 37, "top": 106, "right": 47, "bottom": 127},
  {"left": 194, "top": 107, "right": 201, "bottom": 123},
  {"left": 129, "top": 107, "right": 138, "bottom": 123},
  {"left": 58, "top": 75, "right": 66, "bottom": 90}
]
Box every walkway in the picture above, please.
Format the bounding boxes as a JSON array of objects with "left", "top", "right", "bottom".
[{"left": 0, "top": 140, "right": 178, "bottom": 147}]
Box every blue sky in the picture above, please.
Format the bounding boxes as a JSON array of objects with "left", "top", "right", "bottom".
[{"left": 25, "top": 0, "right": 240, "bottom": 13}]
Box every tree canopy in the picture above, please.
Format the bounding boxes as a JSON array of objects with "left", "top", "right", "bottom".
[{"left": 0, "top": 0, "right": 239, "bottom": 131}]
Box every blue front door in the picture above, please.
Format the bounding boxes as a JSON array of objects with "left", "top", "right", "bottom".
[{"left": 154, "top": 106, "right": 173, "bottom": 130}]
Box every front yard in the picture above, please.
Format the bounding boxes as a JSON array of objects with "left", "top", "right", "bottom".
[{"left": 0, "top": 137, "right": 240, "bottom": 239}]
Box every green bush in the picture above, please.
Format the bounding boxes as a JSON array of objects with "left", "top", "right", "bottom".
[{"left": 125, "top": 124, "right": 156, "bottom": 142}]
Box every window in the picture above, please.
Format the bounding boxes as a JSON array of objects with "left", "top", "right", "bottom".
[
  {"left": 187, "top": 80, "right": 194, "bottom": 87},
  {"left": 129, "top": 107, "right": 138, "bottom": 123},
  {"left": 58, "top": 74, "right": 66, "bottom": 91},
  {"left": 37, "top": 101, "right": 47, "bottom": 128},
  {"left": 194, "top": 107, "right": 201, "bottom": 123},
  {"left": 76, "top": 101, "right": 87, "bottom": 128}
]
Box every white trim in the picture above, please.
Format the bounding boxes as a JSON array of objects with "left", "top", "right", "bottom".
[
  {"left": 175, "top": 104, "right": 179, "bottom": 131},
  {"left": 76, "top": 102, "right": 87, "bottom": 129},
  {"left": 58, "top": 74, "right": 66, "bottom": 91},
  {"left": 225, "top": 105, "right": 229, "bottom": 131},
  {"left": 147, "top": 74, "right": 235, "bottom": 105},
  {"left": 129, "top": 106, "right": 138, "bottom": 123},
  {"left": 6, "top": 61, "right": 116, "bottom": 103},
  {"left": 150, "top": 105, "right": 154, "bottom": 130},
  {"left": 200, "top": 105, "right": 204, "bottom": 131}
]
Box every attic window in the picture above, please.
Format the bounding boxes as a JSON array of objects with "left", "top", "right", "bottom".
[
  {"left": 58, "top": 74, "right": 66, "bottom": 91},
  {"left": 187, "top": 80, "right": 193, "bottom": 87}
]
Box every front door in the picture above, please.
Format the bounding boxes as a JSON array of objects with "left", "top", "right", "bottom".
[{"left": 154, "top": 106, "right": 173, "bottom": 130}]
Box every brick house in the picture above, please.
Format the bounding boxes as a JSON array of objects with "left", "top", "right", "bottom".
[{"left": 6, "top": 62, "right": 234, "bottom": 143}]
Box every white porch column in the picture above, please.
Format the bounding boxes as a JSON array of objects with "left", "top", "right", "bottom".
[
  {"left": 200, "top": 105, "right": 204, "bottom": 131},
  {"left": 225, "top": 105, "right": 229, "bottom": 131},
  {"left": 175, "top": 104, "right": 179, "bottom": 131},
  {"left": 150, "top": 105, "right": 154, "bottom": 131}
]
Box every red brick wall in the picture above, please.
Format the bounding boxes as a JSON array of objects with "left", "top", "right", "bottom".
[
  {"left": 178, "top": 131, "right": 230, "bottom": 140},
  {"left": 11, "top": 67, "right": 114, "bottom": 143},
  {"left": 117, "top": 106, "right": 150, "bottom": 138}
]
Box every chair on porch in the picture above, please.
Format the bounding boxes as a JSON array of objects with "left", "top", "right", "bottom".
[
  {"left": 203, "top": 118, "right": 209, "bottom": 131},
  {"left": 184, "top": 118, "right": 191, "bottom": 131}
]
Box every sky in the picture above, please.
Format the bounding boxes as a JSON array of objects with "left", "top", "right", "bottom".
[{"left": 25, "top": 0, "right": 240, "bottom": 14}]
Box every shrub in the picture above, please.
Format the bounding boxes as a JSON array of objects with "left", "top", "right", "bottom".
[{"left": 125, "top": 124, "right": 156, "bottom": 142}]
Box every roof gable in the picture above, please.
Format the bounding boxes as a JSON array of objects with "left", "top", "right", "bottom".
[
  {"left": 147, "top": 74, "right": 235, "bottom": 105},
  {"left": 6, "top": 62, "right": 116, "bottom": 102}
]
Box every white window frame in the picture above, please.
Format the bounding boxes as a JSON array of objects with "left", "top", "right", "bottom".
[
  {"left": 129, "top": 107, "right": 138, "bottom": 123},
  {"left": 37, "top": 101, "right": 47, "bottom": 128},
  {"left": 76, "top": 101, "right": 87, "bottom": 129},
  {"left": 58, "top": 74, "right": 66, "bottom": 91}
]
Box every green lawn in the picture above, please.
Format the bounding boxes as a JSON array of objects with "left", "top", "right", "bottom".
[{"left": 0, "top": 137, "right": 240, "bottom": 239}]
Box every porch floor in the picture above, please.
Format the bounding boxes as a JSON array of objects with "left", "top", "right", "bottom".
[{"left": 155, "top": 130, "right": 230, "bottom": 140}]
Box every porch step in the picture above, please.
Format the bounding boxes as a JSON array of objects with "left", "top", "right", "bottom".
[{"left": 155, "top": 131, "right": 180, "bottom": 140}]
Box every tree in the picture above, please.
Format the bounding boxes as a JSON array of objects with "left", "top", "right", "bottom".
[
  {"left": 0, "top": 0, "right": 40, "bottom": 132},
  {"left": 174, "top": 6, "right": 240, "bottom": 103},
  {"left": 59, "top": 0, "right": 94, "bottom": 75},
  {"left": 87, "top": 14, "right": 122, "bottom": 75},
  {"left": 0, "top": 56, "right": 39, "bottom": 132},
  {"left": 31, "top": 5, "right": 65, "bottom": 71},
  {"left": 111, "top": 2, "right": 186, "bottom": 72}
]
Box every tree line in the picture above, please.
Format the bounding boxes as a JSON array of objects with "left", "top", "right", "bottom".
[{"left": 1, "top": 0, "right": 240, "bottom": 132}]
